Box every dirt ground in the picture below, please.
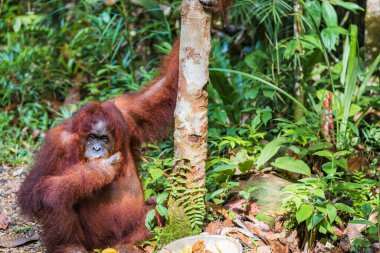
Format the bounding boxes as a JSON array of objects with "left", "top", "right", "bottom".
[{"left": 0, "top": 168, "right": 44, "bottom": 252}]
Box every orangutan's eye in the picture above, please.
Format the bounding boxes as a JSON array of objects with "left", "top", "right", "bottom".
[
  {"left": 88, "top": 134, "right": 96, "bottom": 141},
  {"left": 101, "top": 136, "right": 109, "bottom": 143}
]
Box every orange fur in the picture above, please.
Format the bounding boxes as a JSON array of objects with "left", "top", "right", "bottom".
[{"left": 18, "top": 42, "right": 180, "bottom": 252}]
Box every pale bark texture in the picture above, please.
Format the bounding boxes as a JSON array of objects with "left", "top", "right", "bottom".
[
  {"left": 170, "top": 0, "right": 211, "bottom": 230},
  {"left": 174, "top": 0, "right": 211, "bottom": 188},
  {"left": 365, "top": 0, "right": 380, "bottom": 64}
]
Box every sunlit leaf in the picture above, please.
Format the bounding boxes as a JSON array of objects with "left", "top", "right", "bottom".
[
  {"left": 296, "top": 203, "right": 313, "bottom": 223},
  {"left": 322, "top": 2, "right": 338, "bottom": 27},
  {"left": 256, "top": 137, "right": 286, "bottom": 168},
  {"left": 335, "top": 203, "right": 355, "bottom": 213},
  {"left": 271, "top": 157, "right": 311, "bottom": 176},
  {"left": 156, "top": 204, "right": 169, "bottom": 219}
]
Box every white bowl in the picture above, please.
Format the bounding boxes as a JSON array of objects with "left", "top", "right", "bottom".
[{"left": 158, "top": 234, "right": 243, "bottom": 253}]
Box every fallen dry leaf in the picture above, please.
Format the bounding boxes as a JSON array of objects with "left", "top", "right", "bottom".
[
  {"left": 4, "top": 103, "right": 17, "bottom": 112},
  {"left": 228, "top": 231, "right": 255, "bottom": 248},
  {"left": 347, "top": 156, "right": 370, "bottom": 173},
  {"left": 0, "top": 232, "right": 39, "bottom": 248},
  {"left": 224, "top": 198, "right": 249, "bottom": 213},
  {"left": 338, "top": 238, "right": 350, "bottom": 252},
  {"left": 233, "top": 219, "right": 257, "bottom": 239},
  {"left": 269, "top": 239, "right": 288, "bottom": 253},
  {"left": 274, "top": 215, "right": 284, "bottom": 233},
  {"left": 192, "top": 239, "right": 206, "bottom": 252},
  {"left": 204, "top": 220, "right": 223, "bottom": 235},
  {"left": 104, "top": 0, "right": 117, "bottom": 6},
  {"left": 0, "top": 214, "right": 10, "bottom": 230},
  {"left": 206, "top": 202, "right": 230, "bottom": 219},
  {"left": 344, "top": 212, "right": 378, "bottom": 243},
  {"left": 285, "top": 230, "right": 300, "bottom": 253},
  {"left": 222, "top": 219, "right": 234, "bottom": 227},
  {"left": 333, "top": 226, "right": 345, "bottom": 237},
  {"left": 244, "top": 217, "right": 271, "bottom": 232},
  {"left": 248, "top": 202, "right": 260, "bottom": 217},
  {"left": 257, "top": 245, "right": 271, "bottom": 253}
]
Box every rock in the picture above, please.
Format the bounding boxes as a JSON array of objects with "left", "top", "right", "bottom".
[
  {"left": 12, "top": 168, "right": 25, "bottom": 177},
  {"left": 230, "top": 174, "right": 293, "bottom": 225}
]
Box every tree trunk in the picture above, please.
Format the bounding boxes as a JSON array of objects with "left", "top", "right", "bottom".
[
  {"left": 365, "top": 0, "right": 380, "bottom": 65},
  {"left": 293, "top": 0, "right": 304, "bottom": 121},
  {"left": 168, "top": 0, "right": 211, "bottom": 233}
]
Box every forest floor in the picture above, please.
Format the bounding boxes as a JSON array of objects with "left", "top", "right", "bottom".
[
  {"left": 0, "top": 169, "right": 357, "bottom": 253},
  {"left": 0, "top": 169, "right": 298, "bottom": 253},
  {"left": 0, "top": 168, "right": 44, "bottom": 252}
]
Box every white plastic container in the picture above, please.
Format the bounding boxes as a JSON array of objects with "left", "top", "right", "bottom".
[{"left": 158, "top": 235, "right": 243, "bottom": 253}]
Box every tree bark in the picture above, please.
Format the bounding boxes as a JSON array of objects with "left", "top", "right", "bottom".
[
  {"left": 171, "top": 0, "right": 211, "bottom": 230},
  {"left": 365, "top": 0, "right": 380, "bottom": 65},
  {"left": 174, "top": 0, "right": 211, "bottom": 190},
  {"left": 293, "top": 0, "right": 304, "bottom": 121}
]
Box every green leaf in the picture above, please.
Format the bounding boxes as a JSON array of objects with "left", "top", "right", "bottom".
[
  {"left": 156, "top": 204, "right": 169, "bottom": 219},
  {"left": 319, "top": 225, "right": 327, "bottom": 234},
  {"left": 335, "top": 158, "right": 347, "bottom": 169},
  {"left": 322, "top": 2, "right": 338, "bottom": 27},
  {"left": 207, "top": 188, "right": 225, "bottom": 200},
  {"left": 271, "top": 157, "right": 311, "bottom": 176},
  {"left": 321, "top": 28, "right": 339, "bottom": 51},
  {"left": 213, "top": 164, "right": 237, "bottom": 173},
  {"left": 316, "top": 206, "right": 328, "bottom": 215},
  {"left": 244, "top": 50, "right": 268, "bottom": 71},
  {"left": 313, "top": 150, "right": 333, "bottom": 159},
  {"left": 335, "top": 215, "right": 343, "bottom": 225},
  {"left": 339, "top": 25, "right": 358, "bottom": 136},
  {"left": 335, "top": 182, "right": 362, "bottom": 191},
  {"left": 308, "top": 214, "right": 324, "bottom": 230},
  {"left": 145, "top": 209, "right": 156, "bottom": 230},
  {"left": 327, "top": 204, "right": 337, "bottom": 223},
  {"left": 13, "top": 17, "right": 22, "bottom": 32},
  {"left": 305, "top": 0, "right": 321, "bottom": 27},
  {"left": 215, "top": 110, "right": 228, "bottom": 125},
  {"left": 156, "top": 192, "right": 169, "bottom": 205},
  {"left": 325, "top": 220, "right": 335, "bottom": 234},
  {"left": 239, "top": 190, "right": 250, "bottom": 200},
  {"left": 334, "top": 150, "right": 351, "bottom": 157},
  {"left": 333, "top": 0, "right": 364, "bottom": 12},
  {"left": 296, "top": 203, "right": 313, "bottom": 223},
  {"left": 238, "top": 160, "right": 254, "bottom": 173},
  {"left": 231, "top": 149, "right": 254, "bottom": 174},
  {"left": 299, "top": 178, "right": 325, "bottom": 187},
  {"left": 335, "top": 203, "right": 355, "bottom": 213},
  {"left": 322, "top": 162, "right": 337, "bottom": 175},
  {"left": 144, "top": 189, "right": 155, "bottom": 201},
  {"left": 323, "top": 26, "right": 349, "bottom": 36},
  {"left": 149, "top": 168, "right": 164, "bottom": 181},
  {"left": 244, "top": 87, "right": 259, "bottom": 100},
  {"left": 357, "top": 54, "right": 380, "bottom": 100},
  {"left": 337, "top": 104, "right": 361, "bottom": 119},
  {"left": 313, "top": 189, "right": 325, "bottom": 199},
  {"left": 349, "top": 220, "right": 376, "bottom": 227},
  {"left": 293, "top": 196, "right": 302, "bottom": 209},
  {"left": 212, "top": 198, "right": 224, "bottom": 204},
  {"left": 256, "top": 138, "right": 286, "bottom": 168},
  {"left": 307, "top": 142, "right": 333, "bottom": 152},
  {"left": 284, "top": 39, "right": 298, "bottom": 60},
  {"left": 261, "top": 111, "right": 272, "bottom": 125}
]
